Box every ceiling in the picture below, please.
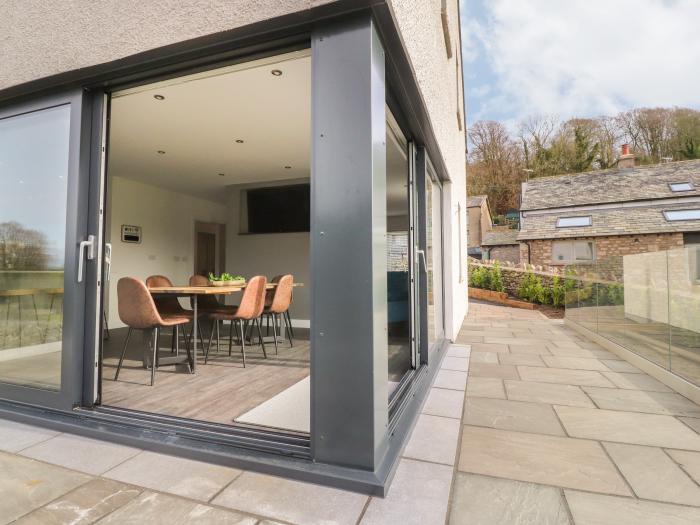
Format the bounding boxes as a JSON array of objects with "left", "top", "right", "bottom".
[{"left": 108, "top": 51, "right": 311, "bottom": 202}]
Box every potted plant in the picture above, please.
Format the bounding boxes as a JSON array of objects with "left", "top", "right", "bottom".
[{"left": 208, "top": 272, "right": 246, "bottom": 287}]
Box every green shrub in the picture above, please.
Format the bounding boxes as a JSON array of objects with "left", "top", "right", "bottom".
[
  {"left": 518, "top": 271, "right": 542, "bottom": 302},
  {"left": 469, "top": 266, "right": 491, "bottom": 290},
  {"left": 489, "top": 262, "right": 506, "bottom": 293},
  {"left": 551, "top": 276, "right": 566, "bottom": 307}
]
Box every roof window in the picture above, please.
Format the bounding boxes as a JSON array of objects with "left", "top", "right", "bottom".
[
  {"left": 664, "top": 209, "right": 700, "bottom": 221},
  {"left": 556, "top": 216, "right": 591, "bottom": 228},
  {"left": 669, "top": 182, "right": 694, "bottom": 192}
]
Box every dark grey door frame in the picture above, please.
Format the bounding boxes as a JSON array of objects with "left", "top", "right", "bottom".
[
  {"left": 0, "top": 89, "right": 91, "bottom": 411},
  {"left": 310, "top": 13, "right": 389, "bottom": 471}
]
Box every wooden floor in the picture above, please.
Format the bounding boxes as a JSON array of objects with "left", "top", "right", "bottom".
[{"left": 100, "top": 324, "right": 310, "bottom": 429}]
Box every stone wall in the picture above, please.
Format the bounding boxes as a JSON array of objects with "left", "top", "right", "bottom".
[
  {"left": 520, "top": 233, "right": 684, "bottom": 268},
  {"left": 469, "top": 261, "right": 557, "bottom": 298},
  {"left": 484, "top": 244, "right": 520, "bottom": 264}
]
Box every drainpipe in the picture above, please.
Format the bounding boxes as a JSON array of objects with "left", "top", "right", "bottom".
[{"left": 525, "top": 241, "right": 532, "bottom": 264}]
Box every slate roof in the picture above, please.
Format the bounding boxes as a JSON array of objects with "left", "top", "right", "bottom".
[
  {"left": 482, "top": 229, "right": 520, "bottom": 246},
  {"left": 518, "top": 202, "right": 700, "bottom": 240},
  {"left": 466, "top": 195, "right": 487, "bottom": 208},
  {"left": 520, "top": 159, "right": 700, "bottom": 211}
]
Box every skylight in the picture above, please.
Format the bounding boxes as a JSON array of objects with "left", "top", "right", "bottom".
[
  {"left": 669, "top": 182, "right": 694, "bottom": 192},
  {"left": 664, "top": 209, "right": 700, "bottom": 221},
  {"left": 556, "top": 216, "right": 591, "bottom": 228}
]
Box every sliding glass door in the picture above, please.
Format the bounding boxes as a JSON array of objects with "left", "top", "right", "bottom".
[
  {"left": 426, "top": 159, "right": 444, "bottom": 347},
  {"left": 0, "top": 91, "right": 91, "bottom": 409}
]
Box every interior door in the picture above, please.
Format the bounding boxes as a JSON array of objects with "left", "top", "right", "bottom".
[{"left": 0, "top": 90, "right": 93, "bottom": 411}]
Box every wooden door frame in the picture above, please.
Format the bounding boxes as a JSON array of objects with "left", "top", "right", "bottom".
[{"left": 193, "top": 221, "right": 226, "bottom": 277}]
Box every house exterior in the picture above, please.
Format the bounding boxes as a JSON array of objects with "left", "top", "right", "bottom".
[
  {"left": 482, "top": 228, "right": 520, "bottom": 264},
  {"left": 518, "top": 157, "right": 700, "bottom": 267},
  {"left": 0, "top": 0, "right": 467, "bottom": 495},
  {"left": 467, "top": 194, "right": 492, "bottom": 258}
]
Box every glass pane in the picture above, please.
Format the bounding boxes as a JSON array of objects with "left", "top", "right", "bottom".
[
  {"left": 668, "top": 246, "right": 700, "bottom": 386},
  {"left": 426, "top": 174, "right": 443, "bottom": 346},
  {"left": 574, "top": 241, "right": 593, "bottom": 261},
  {"left": 552, "top": 242, "right": 573, "bottom": 263},
  {"left": 386, "top": 115, "right": 412, "bottom": 393},
  {"left": 0, "top": 105, "right": 70, "bottom": 390}
]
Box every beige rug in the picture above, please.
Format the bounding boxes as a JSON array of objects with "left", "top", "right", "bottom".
[{"left": 235, "top": 376, "right": 310, "bottom": 433}]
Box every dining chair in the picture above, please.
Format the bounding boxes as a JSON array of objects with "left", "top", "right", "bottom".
[
  {"left": 206, "top": 275, "right": 267, "bottom": 367},
  {"left": 264, "top": 275, "right": 295, "bottom": 341},
  {"left": 263, "top": 274, "right": 294, "bottom": 354},
  {"left": 189, "top": 274, "right": 237, "bottom": 355},
  {"left": 114, "top": 277, "right": 192, "bottom": 385}
]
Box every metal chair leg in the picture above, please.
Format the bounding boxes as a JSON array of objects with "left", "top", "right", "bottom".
[
  {"left": 284, "top": 311, "right": 294, "bottom": 347},
  {"left": 256, "top": 317, "right": 267, "bottom": 358},
  {"left": 272, "top": 313, "right": 279, "bottom": 355},
  {"left": 228, "top": 320, "right": 234, "bottom": 356},
  {"left": 285, "top": 310, "right": 295, "bottom": 338},
  {"left": 239, "top": 319, "right": 246, "bottom": 368},
  {"left": 150, "top": 327, "right": 159, "bottom": 386},
  {"left": 114, "top": 327, "right": 133, "bottom": 380}
]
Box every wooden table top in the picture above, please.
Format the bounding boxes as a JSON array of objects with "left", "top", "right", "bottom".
[
  {"left": 149, "top": 283, "right": 303, "bottom": 295},
  {"left": 0, "top": 287, "right": 64, "bottom": 297}
]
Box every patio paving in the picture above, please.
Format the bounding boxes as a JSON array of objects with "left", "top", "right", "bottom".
[{"left": 2, "top": 300, "right": 700, "bottom": 524}]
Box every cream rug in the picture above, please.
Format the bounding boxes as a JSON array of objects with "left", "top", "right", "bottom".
[{"left": 235, "top": 376, "right": 310, "bottom": 433}]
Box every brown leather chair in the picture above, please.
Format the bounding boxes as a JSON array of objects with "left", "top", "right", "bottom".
[
  {"left": 114, "top": 277, "right": 192, "bottom": 385},
  {"left": 263, "top": 274, "right": 294, "bottom": 354},
  {"left": 189, "top": 274, "right": 237, "bottom": 354},
  {"left": 206, "top": 275, "right": 267, "bottom": 367},
  {"left": 264, "top": 275, "right": 295, "bottom": 341}
]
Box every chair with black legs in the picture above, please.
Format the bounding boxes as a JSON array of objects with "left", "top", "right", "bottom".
[
  {"left": 189, "top": 274, "right": 237, "bottom": 356},
  {"left": 263, "top": 274, "right": 294, "bottom": 354},
  {"left": 206, "top": 275, "right": 267, "bottom": 367},
  {"left": 114, "top": 277, "right": 192, "bottom": 386}
]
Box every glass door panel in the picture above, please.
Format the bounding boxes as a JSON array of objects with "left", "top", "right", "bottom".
[
  {"left": 0, "top": 105, "right": 71, "bottom": 390},
  {"left": 426, "top": 162, "right": 444, "bottom": 346}
]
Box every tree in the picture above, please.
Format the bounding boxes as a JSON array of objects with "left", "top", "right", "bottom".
[
  {"left": 0, "top": 222, "right": 49, "bottom": 271},
  {"left": 616, "top": 107, "right": 674, "bottom": 163},
  {"left": 670, "top": 108, "right": 700, "bottom": 160},
  {"left": 467, "top": 121, "right": 524, "bottom": 215}
]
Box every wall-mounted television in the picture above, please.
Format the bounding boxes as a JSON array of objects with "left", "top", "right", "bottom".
[{"left": 246, "top": 183, "right": 310, "bottom": 234}]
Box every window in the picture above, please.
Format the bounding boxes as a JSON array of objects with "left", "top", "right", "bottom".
[
  {"left": 664, "top": 209, "right": 700, "bottom": 222},
  {"left": 552, "top": 240, "right": 595, "bottom": 264},
  {"left": 244, "top": 184, "right": 310, "bottom": 234},
  {"left": 556, "top": 216, "right": 591, "bottom": 228},
  {"left": 669, "top": 182, "right": 694, "bottom": 192}
]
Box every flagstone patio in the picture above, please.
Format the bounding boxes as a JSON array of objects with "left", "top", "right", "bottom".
[{"left": 2, "top": 300, "right": 700, "bottom": 524}]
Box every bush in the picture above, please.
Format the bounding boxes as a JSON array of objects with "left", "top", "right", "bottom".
[
  {"left": 469, "top": 266, "right": 491, "bottom": 290},
  {"left": 517, "top": 271, "right": 542, "bottom": 302},
  {"left": 551, "top": 276, "right": 566, "bottom": 307},
  {"left": 489, "top": 262, "right": 506, "bottom": 293}
]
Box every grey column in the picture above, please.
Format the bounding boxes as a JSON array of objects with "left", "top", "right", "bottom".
[{"left": 310, "top": 14, "right": 388, "bottom": 470}]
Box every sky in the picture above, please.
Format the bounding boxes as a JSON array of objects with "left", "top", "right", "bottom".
[{"left": 460, "top": 0, "right": 700, "bottom": 130}]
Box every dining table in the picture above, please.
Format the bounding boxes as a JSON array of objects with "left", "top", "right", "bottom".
[{"left": 148, "top": 282, "right": 303, "bottom": 373}]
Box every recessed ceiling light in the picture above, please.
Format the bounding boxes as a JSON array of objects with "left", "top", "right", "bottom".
[
  {"left": 218, "top": 173, "right": 225, "bottom": 177},
  {"left": 153, "top": 94, "right": 165, "bottom": 100},
  {"left": 271, "top": 69, "right": 283, "bottom": 76},
  {"left": 284, "top": 166, "right": 292, "bottom": 169},
  {"left": 157, "top": 150, "right": 166, "bottom": 155},
  {"left": 235, "top": 139, "right": 244, "bottom": 144}
]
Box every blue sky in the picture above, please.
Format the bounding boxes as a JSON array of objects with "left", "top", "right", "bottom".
[{"left": 460, "top": 0, "right": 700, "bottom": 129}]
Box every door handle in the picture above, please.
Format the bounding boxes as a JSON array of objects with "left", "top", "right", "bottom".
[
  {"left": 77, "top": 235, "right": 96, "bottom": 283},
  {"left": 416, "top": 249, "right": 428, "bottom": 274},
  {"left": 104, "top": 243, "right": 112, "bottom": 282}
]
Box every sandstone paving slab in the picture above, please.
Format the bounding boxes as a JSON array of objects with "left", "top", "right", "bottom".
[
  {"left": 99, "top": 491, "right": 256, "bottom": 524},
  {"left": 0, "top": 419, "right": 60, "bottom": 454},
  {"left": 212, "top": 471, "right": 367, "bottom": 525},
  {"left": 463, "top": 397, "right": 565, "bottom": 436},
  {"left": 508, "top": 344, "right": 552, "bottom": 355},
  {"left": 449, "top": 473, "right": 571, "bottom": 525},
  {"left": 13, "top": 478, "right": 141, "bottom": 525},
  {"left": 20, "top": 433, "right": 140, "bottom": 475},
  {"left": 554, "top": 406, "right": 700, "bottom": 450},
  {"left": 498, "top": 353, "right": 546, "bottom": 367},
  {"left": 601, "top": 371, "right": 672, "bottom": 392},
  {"left": 441, "top": 356, "right": 470, "bottom": 372},
  {"left": 456, "top": 334, "right": 484, "bottom": 344},
  {"left": 469, "top": 343, "right": 509, "bottom": 353},
  {"left": 517, "top": 366, "right": 614, "bottom": 387},
  {"left": 468, "top": 363, "right": 519, "bottom": 380},
  {"left": 564, "top": 490, "right": 700, "bottom": 525},
  {"left": 470, "top": 352, "right": 499, "bottom": 364},
  {"left": 603, "top": 443, "right": 700, "bottom": 506},
  {"left": 680, "top": 417, "right": 700, "bottom": 434},
  {"left": 0, "top": 452, "right": 91, "bottom": 525},
  {"left": 601, "top": 359, "right": 643, "bottom": 373},
  {"left": 422, "top": 387, "right": 465, "bottom": 419},
  {"left": 542, "top": 356, "right": 611, "bottom": 371},
  {"left": 458, "top": 426, "right": 631, "bottom": 496},
  {"left": 447, "top": 345, "right": 471, "bottom": 358},
  {"left": 582, "top": 387, "right": 700, "bottom": 417},
  {"left": 466, "top": 377, "right": 506, "bottom": 399},
  {"left": 666, "top": 449, "right": 700, "bottom": 485},
  {"left": 402, "top": 414, "right": 461, "bottom": 465},
  {"left": 360, "top": 459, "right": 453, "bottom": 525},
  {"left": 433, "top": 369, "right": 467, "bottom": 391},
  {"left": 103, "top": 451, "right": 242, "bottom": 502},
  {"left": 504, "top": 380, "right": 595, "bottom": 408}
]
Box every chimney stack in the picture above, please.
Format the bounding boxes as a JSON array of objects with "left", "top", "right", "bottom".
[{"left": 617, "top": 144, "right": 635, "bottom": 169}]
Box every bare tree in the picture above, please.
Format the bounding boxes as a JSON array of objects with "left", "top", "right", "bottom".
[{"left": 0, "top": 222, "right": 49, "bottom": 271}]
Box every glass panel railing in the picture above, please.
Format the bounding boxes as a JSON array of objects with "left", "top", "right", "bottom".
[{"left": 668, "top": 246, "right": 700, "bottom": 385}]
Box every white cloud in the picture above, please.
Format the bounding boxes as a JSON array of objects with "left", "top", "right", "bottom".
[{"left": 467, "top": 0, "right": 700, "bottom": 122}]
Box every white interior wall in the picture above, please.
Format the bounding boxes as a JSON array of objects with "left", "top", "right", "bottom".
[
  {"left": 225, "top": 180, "right": 311, "bottom": 325},
  {"left": 106, "top": 176, "right": 228, "bottom": 328}
]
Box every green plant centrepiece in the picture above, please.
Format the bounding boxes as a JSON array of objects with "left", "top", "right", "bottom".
[{"left": 208, "top": 272, "right": 245, "bottom": 282}]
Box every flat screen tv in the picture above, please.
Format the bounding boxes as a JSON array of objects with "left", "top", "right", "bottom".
[{"left": 246, "top": 184, "right": 310, "bottom": 234}]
